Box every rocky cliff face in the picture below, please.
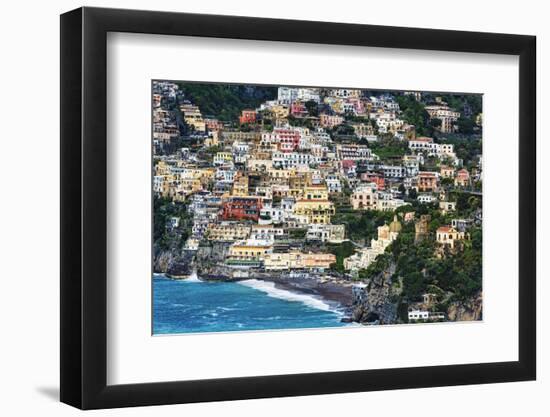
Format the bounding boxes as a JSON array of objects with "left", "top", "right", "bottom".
[
  {"left": 447, "top": 292, "right": 483, "bottom": 321},
  {"left": 193, "top": 242, "right": 229, "bottom": 265},
  {"left": 153, "top": 247, "right": 194, "bottom": 276},
  {"left": 352, "top": 262, "right": 399, "bottom": 325},
  {"left": 154, "top": 241, "right": 232, "bottom": 277},
  {"left": 153, "top": 249, "right": 177, "bottom": 273}
]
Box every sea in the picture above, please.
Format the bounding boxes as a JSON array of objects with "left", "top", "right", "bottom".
[{"left": 153, "top": 274, "right": 349, "bottom": 334}]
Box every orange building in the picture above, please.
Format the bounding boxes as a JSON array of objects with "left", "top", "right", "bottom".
[
  {"left": 360, "top": 172, "right": 385, "bottom": 190},
  {"left": 455, "top": 169, "right": 470, "bottom": 187},
  {"left": 239, "top": 109, "right": 257, "bottom": 124},
  {"left": 417, "top": 171, "right": 439, "bottom": 192}
]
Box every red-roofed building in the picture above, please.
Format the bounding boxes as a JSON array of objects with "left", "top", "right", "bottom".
[
  {"left": 239, "top": 109, "right": 257, "bottom": 124},
  {"left": 272, "top": 128, "right": 301, "bottom": 152},
  {"left": 341, "top": 160, "right": 356, "bottom": 170},
  {"left": 417, "top": 171, "right": 439, "bottom": 192},
  {"left": 436, "top": 225, "right": 466, "bottom": 249},
  {"left": 222, "top": 197, "right": 263, "bottom": 221},
  {"left": 205, "top": 118, "right": 224, "bottom": 131},
  {"left": 290, "top": 102, "right": 308, "bottom": 117},
  {"left": 360, "top": 172, "right": 385, "bottom": 190},
  {"left": 455, "top": 169, "right": 470, "bottom": 187}
]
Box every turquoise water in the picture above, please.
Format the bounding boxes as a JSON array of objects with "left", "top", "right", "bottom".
[{"left": 153, "top": 275, "right": 348, "bottom": 334}]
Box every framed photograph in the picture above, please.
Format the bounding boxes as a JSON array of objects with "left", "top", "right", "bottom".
[{"left": 60, "top": 6, "right": 536, "bottom": 409}]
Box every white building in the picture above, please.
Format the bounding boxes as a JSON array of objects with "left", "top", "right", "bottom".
[
  {"left": 377, "top": 192, "right": 405, "bottom": 212},
  {"left": 408, "top": 310, "right": 446, "bottom": 321},
  {"left": 325, "top": 175, "right": 343, "bottom": 193},
  {"left": 306, "top": 224, "right": 346, "bottom": 243},
  {"left": 344, "top": 218, "right": 401, "bottom": 271},
  {"left": 418, "top": 194, "right": 437, "bottom": 204},
  {"left": 381, "top": 165, "right": 406, "bottom": 179},
  {"left": 277, "top": 87, "right": 321, "bottom": 104},
  {"left": 272, "top": 152, "right": 317, "bottom": 169}
]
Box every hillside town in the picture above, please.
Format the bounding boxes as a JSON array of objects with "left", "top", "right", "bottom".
[{"left": 153, "top": 81, "right": 483, "bottom": 325}]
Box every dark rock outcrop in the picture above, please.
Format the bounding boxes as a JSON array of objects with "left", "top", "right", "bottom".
[
  {"left": 351, "top": 262, "right": 399, "bottom": 325},
  {"left": 447, "top": 292, "right": 483, "bottom": 321}
]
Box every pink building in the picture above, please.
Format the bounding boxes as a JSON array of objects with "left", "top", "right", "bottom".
[{"left": 320, "top": 113, "right": 344, "bottom": 128}]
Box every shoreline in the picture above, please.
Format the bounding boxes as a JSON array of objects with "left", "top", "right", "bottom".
[{"left": 159, "top": 271, "right": 355, "bottom": 317}]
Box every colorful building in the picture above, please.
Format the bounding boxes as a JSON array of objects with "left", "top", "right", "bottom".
[
  {"left": 222, "top": 197, "right": 263, "bottom": 221},
  {"left": 239, "top": 109, "right": 257, "bottom": 124}
]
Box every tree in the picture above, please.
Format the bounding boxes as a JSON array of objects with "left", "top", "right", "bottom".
[
  {"left": 177, "top": 83, "right": 277, "bottom": 121},
  {"left": 440, "top": 177, "right": 454, "bottom": 187},
  {"left": 305, "top": 100, "right": 319, "bottom": 116},
  {"left": 456, "top": 192, "right": 469, "bottom": 212},
  {"left": 328, "top": 241, "right": 356, "bottom": 273},
  {"left": 395, "top": 94, "right": 432, "bottom": 136},
  {"left": 429, "top": 118, "right": 442, "bottom": 129},
  {"left": 457, "top": 116, "right": 475, "bottom": 134}
]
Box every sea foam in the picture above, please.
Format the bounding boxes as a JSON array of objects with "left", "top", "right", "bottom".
[
  {"left": 186, "top": 271, "right": 201, "bottom": 282},
  {"left": 238, "top": 279, "right": 340, "bottom": 314}
]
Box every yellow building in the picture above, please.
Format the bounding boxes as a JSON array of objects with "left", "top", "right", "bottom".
[
  {"left": 344, "top": 217, "right": 401, "bottom": 271},
  {"left": 263, "top": 252, "right": 298, "bottom": 270},
  {"left": 294, "top": 185, "right": 334, "bottom": 224},
  {"left": 440, "top": 165, "right": 455, "bottom": 179},
  {"left": 155, "top": 160, "right": 171, "bottom": 176},
  {"left": 180, "top": 103, "right": 206, "bottom": 132},
  {"left": 227, "top": 240, "right": 273, "bottom": 261},
  {"left": 303, "top": 185, "right": 329, "bottom": 200},
  {"left": 206, "top": 223, "right": 251, "bottom": 242},
  {"left": 268, "top": 168, "right": 295, "bottom": 181},
  {"left": 178, "top": 177, "right": 202, "bottom": 194},
  {"left": 232, "top": 172, "right": 249, "bottom": 196},
  {"left": 213, "top": 152, "right": 233, "bottom": 166},
  {"left": 301, "top": 253, "right": 336, "bottom": 269},
  {"left": 265, "top": 104, "right": 290, "bottom": 120},
  {"left": 246, "top": 159, "right": 273, "bottom": 172},
  {"left": 293, "top": 200, "right": 335, "bottom": 224},
  {"left": 436, "top": 226, "right": 466, "bottom": 249},
  {"left": 289, "top": 173, "right": 313, "bottom": 190},
  {"left": 154, "top": 174, "right": 176, "bottom": 198},
  {"left": 264, "top": 251, "right": 336, "bottom": 270},
  {"left": 204, "top": 131, "right": 219, "bottom": 147},
  {"left": 220, "top": 130, "right": 260, "bottom": 145},
  {"left": 350, "top": 183, "right": 378, "bottom": 210}
]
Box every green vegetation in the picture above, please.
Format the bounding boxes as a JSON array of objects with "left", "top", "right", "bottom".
[
  {"left": 153, "top": 196, "right": 193, "bottom": 250},
  {"left": 369, "top": 136, "right": 408, "bottom": 160},
  {"left": 439, "top": 137, "right": 482, "bottom": 168},
  {"left": 328, "top": 241, "right": 356, "bottom": 273},
  {"left": 439, "top": 93, "right": 482, "bottom": 116},
  {"left": 288, "top": 228, "right": 307, "bottom": 239},
  {"left": 395, "top": 94, "right": 432, "bottom": 136},
  {"left": 331, "top": 209, "right": 395, "bottom": 243},
  {"left": 177, "top": 83, "right": 277, "bottom": 121},
  {"left": 438, "top": 94, "right": 482, "bottom": 135},
  {"left": 287, "top": 115, "right": 317, "bottom": 129},
  {"left": 355, "top": 204, "right": 482, "bottom": 303},
  {"left": 305, "top": 100, "right": 319, "bottom": 116},
  {"left": 357, "top": 253, "right": 392, "bottom": 280}
]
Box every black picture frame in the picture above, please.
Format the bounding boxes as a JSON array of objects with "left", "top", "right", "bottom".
[{"left": 60, "top": 6, "right": 536, "bottom": 410}]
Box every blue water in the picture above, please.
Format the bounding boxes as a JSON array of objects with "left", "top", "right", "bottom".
[{"left": 153, "top": 275, "right": 348, "bottom": 334}]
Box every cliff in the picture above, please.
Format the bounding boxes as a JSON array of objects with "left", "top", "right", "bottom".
[
  {"left": 193, "top": 242, "right": 230, "bottom": 266},
  {"left": 153, "top": 247, "right": 195, "bottom": 277},
  {"left": 351, "top": 262, "right": 400, "bottom": 325},
  {"left": 447, "top": 292, "right": 483, "bottom": 321}
]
